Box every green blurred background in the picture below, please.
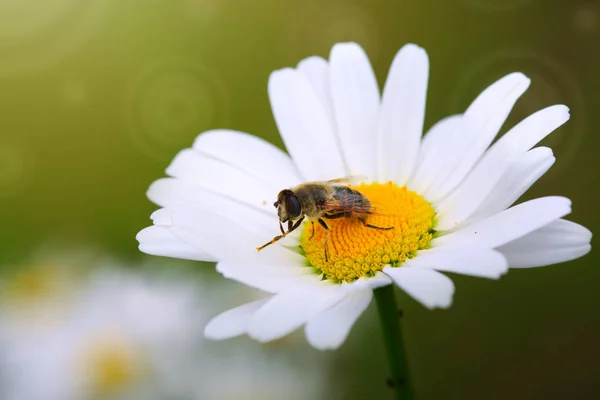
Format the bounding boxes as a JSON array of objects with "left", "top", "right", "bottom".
[{"left": 0, "top": 0, "right": 598, "bottom": 398}]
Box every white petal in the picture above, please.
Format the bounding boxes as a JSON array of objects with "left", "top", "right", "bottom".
[
  {"left": 469, "top": 147, "right": 555, "bottom": 220},
  {"left": 148, "top": 177, "right": 200, "bottom": 207},
  {"left": 136, "top": 225, "right": 217, "bottom": 262},
  {"left": 150, "top": 207, "right": 174, "bottom": 225},
  {"left": 407, "top": 247, "right": 508, "bottom": 279},
  {"left": 330, "top": 42, "right": 379, "bottom": 178},
  {"left": 149, "top": 182, "right": 275, "bottom": 238},
  {"left": 204, "top": 298, "right": 270, "bottom": 340},
  {"left": 216, "top": 261, "right": 320, "bottom": 293},
  {"left": 504, "top": 245, "right": 591, "bottom": 269},
  {"left": 164, "top": 207, "right": 304, "bottom": 265},
  {"left": 296, "top": 56, "right": 334, "bottom": 120},
  {"left": 193, "top": 129, "right": 302, "bottom": 189},
  {"left": 247, "top": 284, "right": 346, "bottom": 342},
  {"left": 435, "top": 136, "right": 519, "bottom": 230},
  {"left": 437, "top": 105, "right": 568, "bottom": 227},
  {"left": 486, "top": 105, "right": 570, "bottom": 153},
  {"left": 378, "top": 44, "right": 429, "bottom": 184},
  {"left": 148, "top": 178, "right": 276, "bottom": 219},
  {"left": 268, "top": 68, "right": 346, "bottom": 180},
  {"left": 305, "top": 290, "right": 372, "bottom": 350},
  {"left": 498, "top": 219, "right": 592, "bottom": 268},
  {"left": 166, "top": 149, "right": 275, "bottom": 210},
  {"left": 504, "top": 218, "right": 592, "bottom": 247},
  {"left": 427, "top": 73, "right": 531, "bottom": 202},
  {"left": 383, "top": 267, "right": 454, "bottom": 309},
  {"left": 409, "top": 115, "right": 462, "bottom": 195},
  {"left": 434, "top": 196, "right": 572, "bottom": 248}
]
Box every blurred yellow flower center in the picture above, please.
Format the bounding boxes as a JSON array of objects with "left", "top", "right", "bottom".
[
  {"left": 81, "top": 336, "right": 142, "bottom": 397},
  {"left": 3, "top": 264, "right": 65, "bottom": 306},
  {"left": 300, "top": 182, "right": 436, "bottom": 283}
]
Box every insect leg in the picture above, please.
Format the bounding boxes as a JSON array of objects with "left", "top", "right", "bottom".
[
  {"left": 325, "top": 211, "right": 393, "bottom": 230},
  {"left": 318, "top": 218, "right": 330, "bottom": 230},
  {"left": 279, "top": 220, "right": 285, "bottom": 234},
  {"left": 310, "top": 221, "right": 315, "bottom": 240},
  {"left": 358, "top": 215, "right": 393, "bottom": 230},
  {"left": 257, "top": 216, "right": 305, "bottom": 251},
  {"left": 323, "top": 212, "right": 352, "bottom": 220},
  {"left": 318, "top": 218, "right": 331, "bottom": 262}
]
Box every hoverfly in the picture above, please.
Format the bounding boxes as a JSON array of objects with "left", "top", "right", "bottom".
[{"left": 256, "top": 177, "right": 393, "bottom": 260}]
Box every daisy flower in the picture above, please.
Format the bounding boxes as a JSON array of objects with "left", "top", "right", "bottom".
[
  {"left": 0, "top": 264, "right": 203, "bottom": 400},
  {"left": 137, "top": 42, "right": 592, "bottom": 350}
]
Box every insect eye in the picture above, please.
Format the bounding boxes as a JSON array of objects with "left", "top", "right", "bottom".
[{"left": 285, "top": 195, "right": 301, "bottom": 218}]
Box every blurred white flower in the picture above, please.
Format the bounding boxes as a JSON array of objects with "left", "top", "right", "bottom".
[
  {"left": 194, "top": 347, "right": 329, "bottom": 400},
  {"left": 0, "top": 258, "right": 331, "bottom": 400},
  {"left": 0, "top": 264, "right": 204, "bottom": 400}
]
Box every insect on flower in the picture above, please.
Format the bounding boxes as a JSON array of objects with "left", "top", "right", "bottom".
[
  {"left": 138, "top": 42, "right": 592, "bottom": 350},
  {"left": 256, "top": 177, "right": 393, "bottom": 260}
]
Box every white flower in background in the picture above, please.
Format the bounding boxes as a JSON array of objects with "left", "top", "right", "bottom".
[
  {"left": 137, "top": 42, "right": 592, "bottom": 350},
  {"left": 0, "top": 265, "right": 204, "bottom": 400},
  {"left": 0, "top": 263, "right": 78, "bottom": 332},
  {"left": 192, "top": 348, "right": 329, "bottom": 400}
]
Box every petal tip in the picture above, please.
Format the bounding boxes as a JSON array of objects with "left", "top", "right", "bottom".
[
  {"left": 150, "top": 209, "right": 172, "bottom": 226},
  {"left": 579, "top": 227, "right": 593, "bottom": 244},
  {"left": 146, "top": 178, "right": 169, "bottom": 206},
  {"left": 202, "top": 326, "right": 219, "bottom": 340},
  {"left": 203, "top": 321, "right": 227, "bottom": 341},
  {"left": 311, "top": 343, "right": 339, "bottom": 351},
  {"left": 330, "top": 42, "right": 367, "bottom": 60},
  {"left": 331, "top": 41, "right": 362, "bottom": 50},
  {"left": 438, "top": 302, "right": 453, "bottom": 310},
  {"left": 547, "top": 196, "right": 573, "bottom": 215},
  {"left": 296, "top": 55, "right": 327, "bottom": 70},
  {"left": 424, "top": 298, "right": 454, "bottom": 310},
  {"left": 581, "top": 243, "right": 592, "bottom": 256},
  {"left": 399, "top": 43, "right": 428, "bottom": 57},
  {"left": 268, "top": 67, "right": 297, "bottom": 85},
  {"left": 247, "top": 327, "right": 274, "bottom": 343},
  {"left": 545, "top": 104, "right": 571, "bottom": 124},
  {"left": 495, "top": 72, "right": 531, "bottom": 93},
  {"left": 510, "top": 71, "right": 531, "bottom": 83},
  {"left": 135, "top": 228, "right": 146, "bottom": 243},
  {"left": 557, "top": 104, "right": 571, "bottom": 115}
]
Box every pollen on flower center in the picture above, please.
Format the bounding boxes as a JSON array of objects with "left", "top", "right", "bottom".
[{"left": 300, "top": 182, "right": 436, "bottom": 283}]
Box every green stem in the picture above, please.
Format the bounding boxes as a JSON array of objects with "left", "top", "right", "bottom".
[{"left": 374, "top": 285, "right": 412, "bottom": 400}]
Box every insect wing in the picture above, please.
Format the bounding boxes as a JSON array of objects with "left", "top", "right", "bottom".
[
  {"left": 319, "top": 193, "right": 372, "bottom": 215},
  {"left": 325, "top": 175, "right": 368, "bottom": 186},
  {"left": 323, "top": 195, "right": 404, "bottom": 218}
]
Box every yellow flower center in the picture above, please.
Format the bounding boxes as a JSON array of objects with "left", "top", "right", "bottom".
[{"left": 300, "top": 182, "right": 436, "bottom": 283}]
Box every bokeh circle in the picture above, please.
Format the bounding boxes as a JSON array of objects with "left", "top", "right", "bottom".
[
  {"left": 0, "top": 0, "right": 108, "bottom": 77},
  {"left": 282, "top": 2, "right": 379, "bottom": 62},
  {"left": 573, "top": 2, "right": 599, "bottom": 34},
  {"left": 126, "top": 59, "right": 230, "bottom": 161},
  {"left": 450, "top": 48, "right": 586, "bottom": 180}
]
